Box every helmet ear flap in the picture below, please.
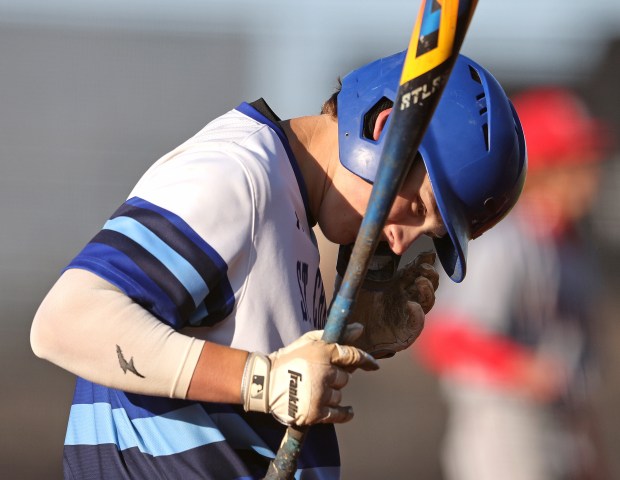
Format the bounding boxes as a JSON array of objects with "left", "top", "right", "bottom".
[{"left": 337, "top": 50, "right": 405, "bottom": 183}]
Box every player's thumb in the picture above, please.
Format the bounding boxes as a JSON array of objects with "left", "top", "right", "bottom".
[{"left": 331, "top": 343, "right": 380, "bottom": 372}]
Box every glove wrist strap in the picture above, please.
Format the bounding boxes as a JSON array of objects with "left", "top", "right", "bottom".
[{"left": 241, "top": 352, "right": 270, "bottom": 413}]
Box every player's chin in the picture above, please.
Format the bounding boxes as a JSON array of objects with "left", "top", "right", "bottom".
[{"left": 319, "top": 222, "right": 357, "bottom": 246}]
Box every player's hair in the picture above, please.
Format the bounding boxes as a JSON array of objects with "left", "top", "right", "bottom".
[{"left": 320, "top": 80, "right": 341, "bottom": 117}]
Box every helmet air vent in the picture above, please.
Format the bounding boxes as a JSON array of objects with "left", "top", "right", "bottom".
[
  {"left": 468, "top": 65, "right": 482, "bottom": 84},
  {"left": 482, "top": 123, "right": 490, "bottom": 151}
]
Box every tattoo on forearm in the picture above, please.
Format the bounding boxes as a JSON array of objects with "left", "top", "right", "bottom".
[{"left": 116, "top": 345, "right": 146, "bottom": 378}]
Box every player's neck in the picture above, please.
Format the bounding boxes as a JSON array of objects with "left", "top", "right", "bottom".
[{"left": 279, "top": 115, "right": 339, "bottom": 224}]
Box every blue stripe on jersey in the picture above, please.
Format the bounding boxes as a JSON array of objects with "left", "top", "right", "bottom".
[
  {"left": 66, "top": 197, "right": 234, "bottom": 328},
  {"left": 91, "top": 228, "right": 197, "bottom": 322},
  {"left": 65, "top": 403, "right": 283, "bottom": 461},
  {"left": 64, "top": 444, "right": 262, "bottom": 479},
  {"left": 102, "top": 216, "right": 208, "bottom": 307},
  {"left": 71, "top": 385, "right": 272, "bottom": 459},
  {"left": 113, "top": 198, "right": 229, "bottom": 289},
  {"left": 65, "top": 403, "right": 226, "bottom": 456},
  {"left": 67, "top": 379, "right": 340, "bottom": 477},
  {"left": 64, "top": 442, "right": 340, "bottom": 480},
  {"left": 72, "top": 380, "right": 191, "bottom": 419}
]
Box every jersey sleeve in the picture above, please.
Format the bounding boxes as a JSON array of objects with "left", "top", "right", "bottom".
[{"left": 66, "top": 146, "right": 255, "bottom": 330}]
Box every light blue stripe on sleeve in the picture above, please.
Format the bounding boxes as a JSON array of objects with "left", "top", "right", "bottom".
[
  {"left": 65, "top": 403, "right": 226, "bottom": 457},
  {"left": 103, "top": 216, "right": 208, "bottom": 306},
  {"left": 188, "top": 302, "right": 208, "bottom": 326}
]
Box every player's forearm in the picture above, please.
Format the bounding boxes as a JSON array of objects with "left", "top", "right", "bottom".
[
  {"left": 186, "top": 342, "right": 248, "bottom": 404},
  {"left": 31, "top": 268, "right": 243, "bottom": 402}
]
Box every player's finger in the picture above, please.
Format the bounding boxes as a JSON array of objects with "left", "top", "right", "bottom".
[
  {"left": 331, "top": 344, "right": 380, "bottom": 371},
  {"left": 399, "top": 258, "right": 439, "bottom": 291},
  {"left": 405, "top": 276, "right": 436, "bottom": 313},
  {"left": 319, "top": 406, "right": 354, "bottom": 424},
  {"left": 418, "top": 263, "right": 440, "bottom": 290},
  {"left": 327, "top": 367, "right": 350, "bottom": 389},
  {"left": 405, "top": 260, "right": 439, "bottom": 290},
  {"left": 323, "top": 387, "right": 343, "bottom": 407},
  {"left": 414, "top": 250, "right": 436, "bottom": 267}
]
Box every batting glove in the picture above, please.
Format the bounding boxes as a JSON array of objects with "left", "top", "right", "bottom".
[
  {"left": 337, "top": 245, "right": 439, "bottom": 358},
  {"left": 241, "top": 324, "right": 379, "bottom": 426}
]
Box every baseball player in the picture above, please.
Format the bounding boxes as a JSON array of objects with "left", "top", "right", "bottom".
[
  {"left": 415, "top": 87, "right": 611, "bottom": 480},
  {"left": 31, "top": 51, "right": 525, "bottom": 479}
]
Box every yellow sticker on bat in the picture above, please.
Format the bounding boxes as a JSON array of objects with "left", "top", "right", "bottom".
[{"left": 401, "top": 0, "right": 459, "bottom": 85}]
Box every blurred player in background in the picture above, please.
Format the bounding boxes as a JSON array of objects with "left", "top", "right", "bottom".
[{"left": 416, "top": 87, "right": 613, "bottom": 480}]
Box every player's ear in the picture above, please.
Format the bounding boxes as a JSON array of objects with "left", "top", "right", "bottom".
[{"left": 373, "top": 108, "right": 393, "bottom": 141}]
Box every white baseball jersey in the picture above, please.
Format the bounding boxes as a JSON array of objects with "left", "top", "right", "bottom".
[{"left": 63, "top": 100, "right": 338, "bottom": 479}]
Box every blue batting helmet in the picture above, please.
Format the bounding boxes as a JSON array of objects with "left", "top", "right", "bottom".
[{"left": 337, "top": 51, "right": 527, "bottom": 282}]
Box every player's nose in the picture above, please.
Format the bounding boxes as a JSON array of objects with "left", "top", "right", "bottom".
[{"left": 383, "top": 225, "right": 420, "bottom": 255}]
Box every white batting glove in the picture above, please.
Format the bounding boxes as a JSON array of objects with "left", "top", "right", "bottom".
[
  {"left": 241, "top": 324, "right": 379, "bottom": 426},
  {"left": 338, "top": 249, "right": 439, "bottom": 359}
]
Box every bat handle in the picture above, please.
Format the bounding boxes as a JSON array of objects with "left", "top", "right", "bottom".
[
  {"left": 263, "top": 280, "right": 359, "bottom": 480},
  {"left": 264, "top": 425, "right": 307, "bottom": 479}
]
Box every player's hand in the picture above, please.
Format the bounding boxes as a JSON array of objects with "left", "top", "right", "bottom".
[
  {"left": 241, "top": 325, "right": 379, "bottom": 426},
  {"left": 344, "top": 251, "right": 439, "bottom": 359}
]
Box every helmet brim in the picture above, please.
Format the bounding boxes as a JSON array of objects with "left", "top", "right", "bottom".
[{"left": 425, "top": 162, "right": 469, "bottom": 283}]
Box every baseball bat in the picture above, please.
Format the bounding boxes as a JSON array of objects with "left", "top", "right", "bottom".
[{"left": 264, "top": 1, "right": 479, "bottom": 478}]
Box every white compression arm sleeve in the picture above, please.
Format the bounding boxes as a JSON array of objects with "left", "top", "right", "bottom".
[{"left": 31, "top": 269, "right": 205, "bottom": 399}]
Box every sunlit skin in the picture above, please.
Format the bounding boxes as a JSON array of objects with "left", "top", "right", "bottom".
[
  {"left": 281, "top": 106, "right": 446, "bottom": 256},
  {"left": 322, "top": 156, "right": 446, "bottom": 254}
]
